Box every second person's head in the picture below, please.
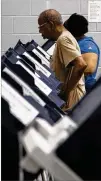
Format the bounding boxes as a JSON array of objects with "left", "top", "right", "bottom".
[{"left": 64, "top": 13, "right": 88, "bottom": 38}]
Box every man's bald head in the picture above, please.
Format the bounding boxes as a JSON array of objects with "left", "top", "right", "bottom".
[
  {"left": 38, "top": 9, "right": 64, "bottom": 40},
  {"left": 38, "top": 9, "right": 63, "bottom": 25}
]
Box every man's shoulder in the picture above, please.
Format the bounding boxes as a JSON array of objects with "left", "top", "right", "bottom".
[{"left": 57, "top": 31, "right": 76, "bottom": 44}]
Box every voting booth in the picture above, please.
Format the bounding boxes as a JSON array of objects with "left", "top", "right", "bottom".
[{"left": 1, "top": 39, "right": 101, "bottom": 181}]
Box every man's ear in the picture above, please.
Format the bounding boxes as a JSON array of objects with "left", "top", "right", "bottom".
[{"left": 49, "top": 21, "right": 55, "bottom": 30}]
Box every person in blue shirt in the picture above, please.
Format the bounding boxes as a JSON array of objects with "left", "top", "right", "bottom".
[{"left": 64, "top": 13, "right": 100, "bottom": 92}]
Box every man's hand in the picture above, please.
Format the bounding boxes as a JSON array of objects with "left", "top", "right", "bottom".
[{"left": 66, "top": 56, "right": 87, "bottom": 93}]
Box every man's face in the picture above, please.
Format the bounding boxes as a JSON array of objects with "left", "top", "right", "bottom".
[{"left": 38, "top": 17, "right": 54, "bottom": 40}]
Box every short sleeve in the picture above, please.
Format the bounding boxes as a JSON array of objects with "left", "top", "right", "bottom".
[
  {"left": 57, "top": 36, "right": 81, "bottom": 67},
  {"left": 79, "top": 40, "right": 99, "bottom": 55}
]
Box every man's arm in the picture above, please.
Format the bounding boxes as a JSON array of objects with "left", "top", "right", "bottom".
[
  {"left": 66, "top": 56, "right": 87, "bottom": 93},
  {"left": 57, "top": 35, "right": 87, "bottom": 93}
]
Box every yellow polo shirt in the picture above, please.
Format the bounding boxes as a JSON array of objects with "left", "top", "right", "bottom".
[{"left": 50, "top": 31, "right": 86, "bottom": 111}]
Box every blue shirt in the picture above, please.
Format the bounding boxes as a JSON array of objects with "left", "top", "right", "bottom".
[{"left": 78, "top": 36, "right": 100, "bottom": 91}]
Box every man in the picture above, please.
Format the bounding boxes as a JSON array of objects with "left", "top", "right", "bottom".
[
  {"left": 38, "top": 9, "right": 87, "bottom": 111},
  {"left": 64, "top": 13, "right": 100, "bottom": 92}
]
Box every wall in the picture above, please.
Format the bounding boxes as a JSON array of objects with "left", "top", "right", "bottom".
[{"left": 1, "top": 0, "right": 101, "bottom": 77}]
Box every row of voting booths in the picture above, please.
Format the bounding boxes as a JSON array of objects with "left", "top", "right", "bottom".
[{"left": 1, "top": 39, "right": 101, "bottom": 181}]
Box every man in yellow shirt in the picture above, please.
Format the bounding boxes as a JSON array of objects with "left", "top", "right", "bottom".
[{"left": 38, "top": 9, "right": 87, "bottom": 111}]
